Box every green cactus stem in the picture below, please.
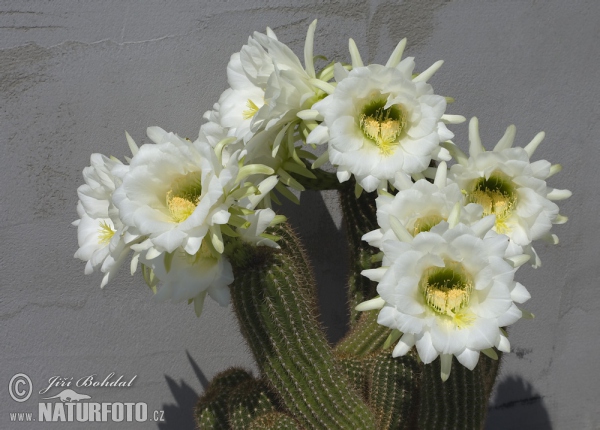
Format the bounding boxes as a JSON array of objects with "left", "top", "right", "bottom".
[
  {"left": 367, "top": 349, "right": 421, "bottom": 430},
  {"left": 247, "top": 412, "right": 302, "bottom": 430},
  {"left": 195, "top": 367, "right": 254, "bottom": 429},
  {"left": 228, "top": 224, "right": 376, "bottom": 430},
  {"left": 228, "top": 379, "right": 278, "bottom": 430},
  {"left": 418, "top": 354, "right": 501, "bottom": 430},
  {"left": 335, "top": 310, "right": 390, "bottom": 357},
  {"left": 338, "top": 180, "right": 381, "bottom": 325},
  {"left": 332, "top": 352, "right": 371, "bottom": 398}
]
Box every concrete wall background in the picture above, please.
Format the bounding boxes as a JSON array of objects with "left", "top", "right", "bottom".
[{"left": 1, "top": 1, "right": 598, "bottom": 428}]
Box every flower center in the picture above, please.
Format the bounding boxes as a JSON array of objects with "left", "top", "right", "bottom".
[
  {"left": 467, "top": 172, "right": 517, "bottom": 234},
  {"left": 166, "top": 173, "right": 202, "bottom": 223},
  {"left": 419, "top": 261, "right": 474, "bottom": 318},
  {"left": 242, "top": 99, "right": 260, "bottom": 120},
  {"left": 98, "top": 220, "right": 116, "bottom": 245},
  {"left": 359, "top": 98, "right": 407, "bottom": 156},
  {"left": 412, "top": 214, "right": 445, "bottom": 236}
]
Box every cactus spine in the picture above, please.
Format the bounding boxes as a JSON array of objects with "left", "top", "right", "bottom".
[
  {"left": 417, "top": 355, "right": 501, "bottom": 430},
  {"left": 247, "top": 412, "right": 301, "bottom": 430},
  {"left": 195, "top": 181, "right": 503, "bottom": 430},
  {"left": 227, "top": 379, "right": 277, "bottom": 430},
  {"left": 195, "top": 368, "right": 254, "bottom": 429},
  {"left": 368, "top": 349, "right": 421, "bottom": 429},
  {"left": 338, "top": 180, "right": 381, "bottom": 325},
  {"left": 229, "top": 225, "right": 376, "bottom": 429}
]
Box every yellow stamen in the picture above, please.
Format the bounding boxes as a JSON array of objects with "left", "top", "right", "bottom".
[
  {"left": 359, "top": 101, "right": 407, "bottom": 156},
  {"left": 419, "top": 261, "right": 474, "bottom": 326},
  {"left": 98, "top": 221, "right": 116, "bottom": 245},
  {"left": 242, "top": 99, "right": 260, "bottom": 120},
  {"left": 165, "top": 173, "right": 202, "bottom": 223},
  {"left": 468, "top": 172, "right": 517, "bottom": 234},
  {"left": 167, "top": 193, "right": 197, "bottom": 223}
]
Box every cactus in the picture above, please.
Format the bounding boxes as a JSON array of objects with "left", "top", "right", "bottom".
[
  {"left": 368, "top": 349, "right": 421, "bottom": 430},
  {"left": 417, "top": 355, "right": 501, "bottom": 430},
  {"left": 228, "top": 224, "right": 376, "bottom": 430},
  {"left": 338, "top": 180, "right": 381, "bottom": 325},
  {"left": 227, "top": 379, "right": 278, "bottom": 430},
  {"left": 247, "top": 412, "right": 302, "bottom": 430},
  {"left": 195, "top": 186, "right": 503, "bottom": 430},
  {"left": 195, "top": 368, "right": 254, "bottom": 429},
  {"left": 335, "top": 310, "right": 390, "bottom": 357}
]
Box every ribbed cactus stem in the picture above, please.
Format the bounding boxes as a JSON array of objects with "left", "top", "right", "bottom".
[
  {"left": 368, "top": 349, "right": 421, "bottom": 430},
  {"left": 228, "top": 379, "right": 277, "bottom": 430},
  {"left": 248, "top": 412, "right": 302, "bottom": 430},
  {"left": 229, "top": 224, "right": 376, "bottom": 430},
  {"left": 335, "top": 310, "right": 390, "bottom": 357},
  {"left": 195, "top": 367, "right": 254, "bottom": 429},
  {"left": 333, "top": 352, "right": 370, "bottom": 398},
  {"left": 418, "top": 355, "right": 501, "bottom": 430},
  {"left": 338, "top": 180, "right": 380, "bottom": 325}
]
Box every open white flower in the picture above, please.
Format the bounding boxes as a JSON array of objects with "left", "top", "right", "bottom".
[
  {"left": 113, "top": 127, "right": 281, "bottom": 315},
  {"left": 73, "top": 153, "right": 130, "bottom": 288},
  {"left": 360, "top": 220, "right": 531, "bottom": 380},
  {"left": 112, "top": 127, "right": 240, "bottom": 257},
  {"left": 218, "top": 21, "right": 321, "bottom": 142},
  {"left": 134, "top": 202, "right": 281, "bottom": 316},
  {"left": 447, "top": 118, "right": 571, "bottom": 266},
  {"left": 140, "top": 240, "right": 234, "bottom": 317},
  {"left": 206, "top": 21, "right": 325, "bottom": 199},
  {"left": 363, "top": 162, "right": 482, "bottom": 251},
  {"left": 307, "top": 39, "right": 463, "bottom": 192}
]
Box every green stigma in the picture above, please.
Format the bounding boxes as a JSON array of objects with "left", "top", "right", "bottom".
[
  {"left": 419, "top": 261, "right": 474, "bottom": 321},
  {"left": 359, "top": 98, "right": 407, "bottom": 156},
  {"left": 467, "top": 172, "right": 517, "bottom": 234},
  {"left": 412, "top": 214, "right": 445, "bottom": 236}
]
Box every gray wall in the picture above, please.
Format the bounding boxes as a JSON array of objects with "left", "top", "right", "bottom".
[{"left": 1, "top": 1, "right": 598, "bottom": 429}]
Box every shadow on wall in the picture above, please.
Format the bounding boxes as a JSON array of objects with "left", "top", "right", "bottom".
[
  {"left": 485, "top": 375, "right": 552, "bottom": 430},
  {"left": 280, "top": 189, "right": 350, "bottom": 345},
  {"left": 158, "top": 351, "right": 208, "bottom": 430},
  {"left": 366, "top": 0, "right": 451, "bottom": 62}
]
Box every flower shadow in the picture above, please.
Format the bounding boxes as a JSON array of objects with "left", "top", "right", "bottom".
[
  {"left": 485, "top": 375, "right": 552, "bottom": 429},
  {"left": 158, "top": 351, "right": 208, "bottom": 430}
]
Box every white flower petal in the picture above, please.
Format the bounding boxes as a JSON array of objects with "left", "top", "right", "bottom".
[{"left": 455, "top": 348, "right": 480, "bottom": 370}]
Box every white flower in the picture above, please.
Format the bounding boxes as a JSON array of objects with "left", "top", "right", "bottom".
[
  {"left": 140, "top": 240, "right": 234, "bottom": 317},
  {"left": 447, "top": 118, "right": 571, "bottom": 266},
  {"left": 218, "top": 21, "right": 320, "bottom": 142},
  {"left": 236, "top": 208, "right": 281, "bottom": 248},
  {"left": 199, "top": 105, "right": 246, "bottom": 166},
  {"left": 204, "top": 21, "right": 326, "bottom": 199},
  {"left": 73, "top": 153, "right": 130, "bottom": 287},
  {"left": 134, "top": 195, "right": 281, "bottom": 316},
  {"left": 363, "top": 162, "right": 482, "bottom": 251},
  {"left": 360, "top": 220, "right": 531, "bottom": 380},
  {"left": 112, "top": 127, "right": 281, "bottom": 316},
  {"left": 308, "top": 39, "right": 463, "bottom": 192},
  {"left": 112, "top": 127, "right": 239, "bottom": 257},
  {"left": 218, "top": 52, "right": 267, "bottom": 141}
]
